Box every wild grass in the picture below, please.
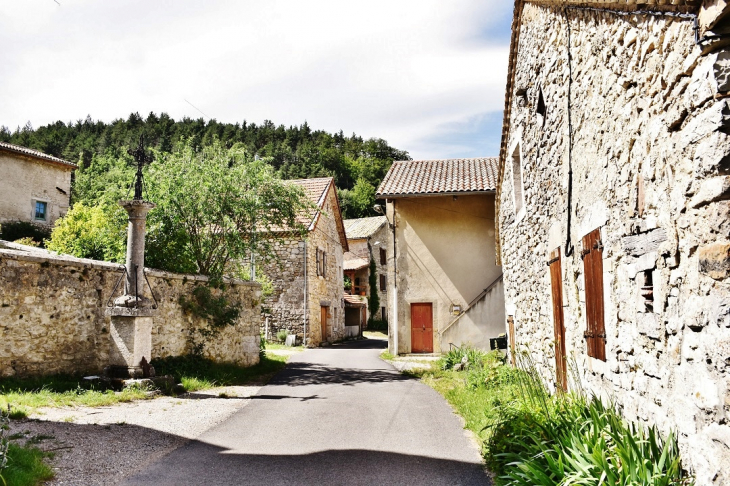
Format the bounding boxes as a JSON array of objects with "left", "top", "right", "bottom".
[
  {"left": 1, "top": 444, "right": 55, "bottom": 486},
  {"left": 409, "top": 347, "right": 693, "bottom": 486},
  {"left": 152, "top": 353, "right": 288, "bottom": 392},
  {"left": 0, "top": 354, "right": 289, "bottom": 412},
  {"left": 0, "top": 375, "right": 148, "bottom": 416}
]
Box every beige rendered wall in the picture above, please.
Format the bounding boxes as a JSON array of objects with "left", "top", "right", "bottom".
[
  {"left": 0, "top": 152, "right": 72, "bottom": 228},
  {"left": 387, "top": 194, "right": 503, "bottom": 354}
]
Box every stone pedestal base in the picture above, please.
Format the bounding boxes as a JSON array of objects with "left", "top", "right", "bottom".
[{"left": 105, "top": 307, "right": 156, "bottom": 378}]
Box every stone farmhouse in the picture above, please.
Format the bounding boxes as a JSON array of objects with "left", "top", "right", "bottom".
[
  {"left": 259, "top": 177, "right": 348, "bottom": 346},
  {"left": 0, "top": 141, "right": 76, "bottom": 228},
  {"left": 376, "top": 158, "right": 505, "bottom": 355},
  {"left": 497, "top": 1, "right": 730, "bottom": 482},
  {"left": 342, "top": 216, "right": 389, "bottom": 336}
]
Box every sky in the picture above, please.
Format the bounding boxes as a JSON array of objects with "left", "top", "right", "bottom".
[{"left": 0, "top": 0, "right": 513, "bottom": 160}]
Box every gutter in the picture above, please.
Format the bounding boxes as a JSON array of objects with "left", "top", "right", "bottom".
[{"left": 391, "top": 199, "right": 398, "bottom": 356}]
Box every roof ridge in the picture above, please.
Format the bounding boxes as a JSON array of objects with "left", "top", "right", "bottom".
[{"left": 0, "top": 141, "right": 76, "bottom": 168}]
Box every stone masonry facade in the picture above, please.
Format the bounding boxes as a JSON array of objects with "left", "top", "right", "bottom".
[
  {"left": 499, "top": 3, "right": 730, "bottom": 483},
  {"left": 0, "top": 244, "right": 261, "bottom": 377},
  {"left": 260, "top": 182, "right": 346, "bottom": 346}
]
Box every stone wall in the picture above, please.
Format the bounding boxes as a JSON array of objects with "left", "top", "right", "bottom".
[
  {"left": 0, "top": 243, "right": 261, "bottom": 377},
  {"left": 259, "top": 186, "right": 346, "bottom": 346},
  {"left": 499, "top": 4, "right": 730, "bottom": 483}
]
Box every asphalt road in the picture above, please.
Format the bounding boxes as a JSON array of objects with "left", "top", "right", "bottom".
[{"left": 122, "top": 339, "right": 491, "bottom": 486}]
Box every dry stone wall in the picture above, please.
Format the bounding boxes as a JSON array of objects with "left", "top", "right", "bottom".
[
  {"left": 0, "top": 244, "right": 261, "bottom": 377},
  {"left": 259, "top": 187, "right": 345, "bottom": 346},
  {"left": 500, "top": 4, "right": 730, "bottom": 483}
]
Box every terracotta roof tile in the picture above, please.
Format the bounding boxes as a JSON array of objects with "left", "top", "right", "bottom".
[
  {"left": 376, "top": 158, "right": 498, "bottom": 198},
  {"left": 343, "top": 257, "right": 369, "bottom": 271},
  {"left": 0, "top": 141, "right": 76, "bottom": 169},
  {"left": 344, "top": 293, "right": 367, "bottom": 307},
  {"left": 344, "top": 216, "right": 387, "bottom": 240}
]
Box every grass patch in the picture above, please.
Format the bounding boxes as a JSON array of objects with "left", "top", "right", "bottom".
[
  {"left": 0, "top": 374, "right": 148, "bottom": 414},
  {"left": 152, "top": 353, "right": 288, "bottom": 392},
  {"left": 264, "top": 343, "right": 304, "bottom": 352},
  {"left": 1, "top": 443, "right": 55, "bottom": 486},
  {"left": 379, "top": 350, "right": 396, "bottom": 361}
]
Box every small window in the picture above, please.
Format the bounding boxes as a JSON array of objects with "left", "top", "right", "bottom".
[
  {"left": 379, "top": 274, "right": 386, "bottom": 291},
  {"left": 316, "top": 248, "right": 327, "bottom": 277},
  {"left": 34, "top": 201, "right": 48, "bottom": 221},
  {"left": 511, "top": 144, "right": 524, "bottom": 216},
  {"left": 381, "top": 306, "right": 386, "bottom": 320},
  {"left": 380, "top": 248, "right": 386, "bottom": 265}
]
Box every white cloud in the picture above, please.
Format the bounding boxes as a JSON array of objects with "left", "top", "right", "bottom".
[{"left": 0, "top": 0, "right": 510, "bottom": 159}]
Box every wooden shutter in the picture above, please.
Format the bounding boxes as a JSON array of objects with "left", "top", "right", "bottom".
[
  {"left": 323, "top": 251, "right": 327, "bottom": 278},
  {"left": 507, "top": 316, "right": 516, "bottom": 366},
  {"left": 316, "top": 249, "right": 321, "bottom": 276},
  {"left": 548, "top": 248, "right": 567, "bottom": 391},
  {"left": 380, "top": 274, "right": 386, "bottom": 291},
  {"left": 380, "top": 248, "right": 386, "bottom": 265},
  {"left": 582, "top": 228, "right": 606, "bottom": 361}
]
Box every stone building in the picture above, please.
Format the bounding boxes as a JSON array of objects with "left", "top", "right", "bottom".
[
  {"left": 342, "top": 216, "right": 389, "bottom": 336},
  {"left": 376, "top": 158, "right": 505, "bottom": 355},
  {"left": 497, "top": 1, "right": 730, "bottom": 482},
  {"left": 0, "top": 142, "right": 76, "bottom": 228},
  {"left": 260, "top": 177, "right": 348, "bottom": 346}
]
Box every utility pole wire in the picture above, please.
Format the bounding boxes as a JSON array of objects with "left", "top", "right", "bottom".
[
  {"left": 53, "top": 0, "right": 60, "bottom": 5},
  {"left": 184, "top": 98, "right": 209, "bottom": 119}
]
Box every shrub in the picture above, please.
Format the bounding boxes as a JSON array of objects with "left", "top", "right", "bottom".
[
  {"left": 368, "top": 318, "right": 388, "bottom": 331},
  {"left": 45, "top": 202, "right": 126, "bottom": 262},
  {"left": 276, "top": 329, "right": 289, "bottom": 342},
  {"left": 485, "top": 352, "right": 693, "bottom": 486},
  {"left": 0, "top": 221, "right": 50, "bottom": 246},
  {"left": 440, "top": 345, "right": 491, "bottom": 371}
]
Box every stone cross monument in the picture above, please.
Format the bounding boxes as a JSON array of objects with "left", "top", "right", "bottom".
[{"left": 105, "top": 136, "right": 157, "bottom": 379}]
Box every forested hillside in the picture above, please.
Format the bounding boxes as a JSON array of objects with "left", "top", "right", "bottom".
[{"left": 0, "top": 113, "right": 409, "bottom": 218}]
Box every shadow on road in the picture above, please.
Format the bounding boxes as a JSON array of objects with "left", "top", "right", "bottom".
[
  {"left": 125, "top": 443, "right": 491, "bottom": 485},
  {"left": 327, "top": 338, "right": 388, "bottom": 350},
  {"left": 269, "top": 362, "right": 409, "bottom": 387}
]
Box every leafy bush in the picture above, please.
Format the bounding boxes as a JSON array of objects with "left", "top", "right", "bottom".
[
  {"left": 484, "top": 353, "right": 693, "bottom": 486},
  {"left": 45, "top": 202, "right": 126, "bottom": 262},
  {"left": 440, "top": 345, "right": 491, "bottom": 371},
  {"left": 11, "top": 237, "right": 40, "bottom": 247},
  {"left": 368, "top": 318, "right": 388, "bottom": 331},
  {"left": 1, "top": 405, "right": 8, "bottom": 481},
  {"left": 0, "top": 221, "right": 50, "bottom": 247},
  {"left": 276, "top": 329, "right": 289, "bottom": 342}
]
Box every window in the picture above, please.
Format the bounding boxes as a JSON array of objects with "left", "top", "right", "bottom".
[
  {"left": 380, "top": 248, "right": 386, "bottom": 265},
  {"left": 34, "top": 201, "right": 48, "bottom": 221},
  {"left": 511, "top": 144, "right": 525, "bottom": 216},
  {"left": 582, "top": 228, "right": 606, "bottom": 361},
  {"left": 316, "top": 248, "right": 327, "bottom": 277},
  {"left": 379, "top": 274, "right": 386, "bottom": 291},
  {"left": 381, "top": 306, "right": 386, "bottom": 320}
]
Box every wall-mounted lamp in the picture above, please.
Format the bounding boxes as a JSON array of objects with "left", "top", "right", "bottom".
[{"left": 373, "top": 204, "right": 384, "bottom": 215}]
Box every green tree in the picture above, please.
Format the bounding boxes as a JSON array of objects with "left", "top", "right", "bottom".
[
  {"left": 46, "top": 202, "right": 126, "bottom": 262},
  {"left": 368, "top": 253, "right": 380, "bottom": 326},
  {"left": 146, "top": 140, "right": 313, "bottom": 277}
]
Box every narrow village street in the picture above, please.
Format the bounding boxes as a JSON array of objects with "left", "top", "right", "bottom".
[{"left": 122, "top": 339, "right": 489, "bottom": 486}]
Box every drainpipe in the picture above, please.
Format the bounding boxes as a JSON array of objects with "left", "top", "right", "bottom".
[
  {"left": 391, "top": 200, "right": 398, "bottom": 356},
  {"left": 303, "top": 239, "right": 308, "bottom": 347}
]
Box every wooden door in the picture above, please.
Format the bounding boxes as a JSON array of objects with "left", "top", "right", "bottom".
[
  {"left": 321, "top": 306, "right": 328, "bottom": 342},
  {"left": 410, "top": 303, "right": 433, "bottom": 353},
  {"left": 549, "top": 248, "right": 567, "bottom": 391},
  {"left": 582, "top": 229, "right": 606, "bottom": 361}
]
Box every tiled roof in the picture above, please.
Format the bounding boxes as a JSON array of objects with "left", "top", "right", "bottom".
[
  {"left": 288, "top": 177, "right": 348, "bottom": 250},
  {"left": 343, "top": 257, "right": 369, "bottom": 271},
  {"left": 376, "top": 158, "right": 499, "bottom": 197},
  {"left": 344, "top": 293, "right": 367, "bottom": 307},
  {"left": 0, "top": 141, "right": 77, "bottom": 169},
  {"left": 344, "top": 216, "right": 387, "bottom": 240}
]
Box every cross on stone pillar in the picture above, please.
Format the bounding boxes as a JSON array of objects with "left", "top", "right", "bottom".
[{"left": 105, "top": 136, "right": 158, "bottom": 379}]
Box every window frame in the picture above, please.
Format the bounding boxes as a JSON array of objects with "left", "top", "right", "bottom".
[
  {"left": 32, "top": 199, "right": 49, "bottom": 222},
  {"left": 379, "top": 274, "right": 386, "bottom": 292},
  {"left": 380, "top": 247, "right": 386, "bottom": 265}
]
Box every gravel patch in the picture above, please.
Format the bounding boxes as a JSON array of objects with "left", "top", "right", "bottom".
[{"left": 7, "top": 385, "right": 260, "bottom": 485}]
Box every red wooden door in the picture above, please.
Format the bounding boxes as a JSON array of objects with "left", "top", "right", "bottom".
[
  {"left": 410, "top": 303, "right": 433, "bottom": 353},
  {"left": 549, "top": 248, "right": 567, "bottom": 391}
]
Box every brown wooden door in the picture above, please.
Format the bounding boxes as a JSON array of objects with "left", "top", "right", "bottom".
[
  {"left": 549, "top": 248, "right": 567, "bottom": 391},
  {"left": 582, "top": 229, "right": 606, "bottom": 361},
  {"left": 321, "top": 306, "right": 328, "bottom": 342},
  {"left": 410, "top": 303, "right": 433, "bottom": 353}
]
